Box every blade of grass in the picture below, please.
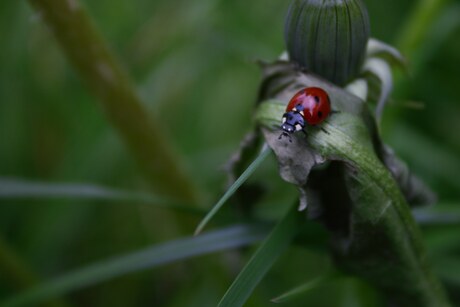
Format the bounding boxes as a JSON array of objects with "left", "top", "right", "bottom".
[
  {"left": 194, "top": 147, "right": 271, "bottom": 235},
  {"left": 271, "top": 272, "right": 339, "bottom": 304},
  {"left": 218, "top": 203, "right": 302, "bottom": 307},
  {"left": 2, "top": 224, "right": 269, "bottom": 307},
  {"left": 413, "top": 203, "right": 460, "bottom": 226},
  {"left": 0, "top": 178, "right": 204, "bottom": 216}
]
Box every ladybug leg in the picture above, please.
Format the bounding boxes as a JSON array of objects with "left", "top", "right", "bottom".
[{"left": 309, "top": 124, "right": 330, "bottom": 135}]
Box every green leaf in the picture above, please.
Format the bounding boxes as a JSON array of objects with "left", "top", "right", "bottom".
[
  {"left": 271, "top": 272, "right": 339, "bottom": 304},
  {"left": 0, "top": 178, "right": 203, "bottom": 215},
  {"left": 255, "top": 65, "right": 450, "bottom": 306},
  {"left": 218, "top": 204, "right": 302, "bottom": 307},
  {"left": 345, "top": 78, "right": 368, "bottom": 101},
  {"left": 2, "top": 224, "right": 269, "bottom": 307},
  {"left": 414, "top": 203, "right": 460, "bottom": 226},
  {"left": 366, "top": 38, "right": 406, "bottom": 70},
  {"left": 362, "top": 57, "right": 393, "bottom": 120},
  {"left": 194, "top": 147, "right": 271, "bottom": 235},
  {"left": 256, "top": 61, "right": 436, "bottom": 208}
]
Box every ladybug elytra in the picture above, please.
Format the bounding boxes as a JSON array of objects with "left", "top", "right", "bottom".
[{"left": 279, "top": 87, "right": 331, "bottom": 141}]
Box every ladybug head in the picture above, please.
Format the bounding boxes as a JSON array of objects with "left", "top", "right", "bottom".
[{"left": 278, "top": 108, "right": 305, "bottom": 142}]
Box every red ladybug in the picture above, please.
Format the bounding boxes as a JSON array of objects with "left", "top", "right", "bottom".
[{"left": 279, "top": 87, "right": 331, "bottom": 140}]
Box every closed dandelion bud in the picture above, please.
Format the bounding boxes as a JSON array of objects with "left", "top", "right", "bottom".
[{"left": 285, "top": 0, "right": 370, "bottom": 86}]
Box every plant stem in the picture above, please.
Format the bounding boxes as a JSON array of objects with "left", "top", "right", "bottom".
[{"left": 28, "top": 0, "right": 200, "bottom": 203}]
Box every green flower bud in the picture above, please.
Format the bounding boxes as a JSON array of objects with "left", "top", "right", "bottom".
[{"left": 285, "top": 0, "right": 370, "bottom": 86}]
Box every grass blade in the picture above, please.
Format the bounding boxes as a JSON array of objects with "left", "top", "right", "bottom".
[
  {"left": 194, "top": 147, "right": 271, "bottom": 235},
  {"left": 413, "top": 203, "right": 460, "bottom": 226},
  {"left": 2, "top": 224, "right": 269, "bottom": 307},
  {"left": 271, "top": 272, "right": 339, "bottom": 303},
  {"left": 0, "top": 178, "right": 203, "bottom": 215},
  {"left": 218, "top": 204, "right": 302, "bottom": 307}
]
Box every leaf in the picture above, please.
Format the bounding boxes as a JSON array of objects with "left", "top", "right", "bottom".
[
  {"left": 256, "top": 60, "right": 436, "bottom": 207},
  {"left": 254, "top": 64, "right": 450, "bottom": 305},
  {"left": 361, "top": 39, "right": 406, "bottom": 122},
  {"left": 366, "top": 38, "right": 406, "bottom": 70},
  {"left": 0, "top": 178, "right": 203, "bottom": 215},
  {"left": 194, "top": 147, "right": 271, "bottom": 235},
  {"left": 218, "top": 204, "right": 302, "bottom": 307},
  {"left": 345, "top": 78, "right": 368, "bottom": 101},
  {"left": 2, "top": 224, "right": 269, "bottom": 307},
  {"left": 224, "top": 132, "right": 264, "bottom": 184},
  {"left": 271, "top": 272, "right": 339, "bottom": 304},
  {"left": 362, "top": 57, "right": 393, "bottom": 121},
  {"left": 414, "top": 203, "right": 460, "bottom": 226},
  {"left": 223, "top": 131, "right": 266, "bottom": 213}
]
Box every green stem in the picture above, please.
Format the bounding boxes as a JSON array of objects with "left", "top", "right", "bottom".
[{"left": 28, "top": 0, "right": 200, "bottom": 203}]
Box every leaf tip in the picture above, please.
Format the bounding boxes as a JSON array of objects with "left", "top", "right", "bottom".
[{"left": 193, "top": 223, "right": 205, "bottom": 236}]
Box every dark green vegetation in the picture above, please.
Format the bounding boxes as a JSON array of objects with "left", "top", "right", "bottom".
[{"left": 1, "top": 0, "right": 460, "bottom": 306}]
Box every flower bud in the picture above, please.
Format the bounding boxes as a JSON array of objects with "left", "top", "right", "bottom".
[{"left": 285, "top": 0, "right": 370, "bottom": 86}]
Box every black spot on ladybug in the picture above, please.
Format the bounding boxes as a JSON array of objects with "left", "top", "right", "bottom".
[
  {"left": 314, "top": 96, "right": 320, "bottom": 104},
  {"left": 318, "top": 111, "right": 323, "bottom": 118}
]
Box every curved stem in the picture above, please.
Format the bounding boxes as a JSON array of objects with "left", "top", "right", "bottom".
[{"left": 28, "top": 0, "right": 201, "bottom": 203}]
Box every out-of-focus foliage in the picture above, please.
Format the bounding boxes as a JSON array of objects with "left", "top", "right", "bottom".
[{"left": 0, "top": 0, "right": 459, "bottom": 306}]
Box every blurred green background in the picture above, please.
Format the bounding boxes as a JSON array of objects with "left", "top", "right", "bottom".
[{"left": 1, "top": 0, "right": 459, "bottom": 306}]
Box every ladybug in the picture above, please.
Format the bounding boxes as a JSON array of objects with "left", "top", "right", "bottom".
[{"left": 279, "top": 87, "right": 331, "bottom": 141}]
